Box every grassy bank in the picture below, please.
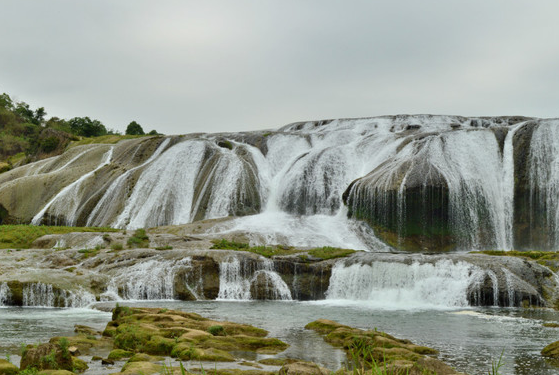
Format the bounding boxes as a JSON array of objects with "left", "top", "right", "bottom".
[
  {"left": 210, "top": 239, "right": 356, "bottom": 260},
  {"left": 0, "top": 225, "right": 119, "bottom": 249}
]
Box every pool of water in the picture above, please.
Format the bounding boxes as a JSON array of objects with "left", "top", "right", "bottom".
[{"left": 2, "top": 301, "right": 559, "bottom": 374}]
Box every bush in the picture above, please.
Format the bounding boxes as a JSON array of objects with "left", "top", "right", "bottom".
[{"left": 208, "top": 325, "right": 226, "bottom": 336}]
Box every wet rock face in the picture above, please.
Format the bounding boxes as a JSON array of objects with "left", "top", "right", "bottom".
[
  {"left": 272, "top": 259, "right": 332, "bottom": 300},
  {"left": 343, "top": 120, "right": 559, "bottom": 252}
]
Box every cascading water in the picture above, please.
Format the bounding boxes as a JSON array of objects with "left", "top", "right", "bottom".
[
  {"left": 104, "top": 257, "right": 194, "bottom": 300},
  {"left": 21, "top": 282, "right": 95, "bottom": 308},
  {"left": 529, "top": 120, "right": 559, "bottom": 249},
  {"left": 326, "top": 260, "right": 484, "bottom": 308},
  {"left": 31, "top": 147, "right": 114, "bottom": 226},
  {"left": 324, "top": 257, "right": 530, "bottom": 309},
  {"left": 0, "top": 282, "right": 11, "bottom": 306},
  {"left": 217, "top": 256, "right": 292, "bottom": 301},
  {"left": 3, "top": 115, "right": 556, "bottom": 251},
  {"left": 86, "top": 138, "right": 171, "bottom": 226}
]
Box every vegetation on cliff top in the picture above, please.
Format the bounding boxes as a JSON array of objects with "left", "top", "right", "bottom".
[
  {"left": 0, "top": 225, "right": 118, "bottom": 249},
  {"left": 210, "top": 239, "right": 356, "bottom": 260},
  {"left": 0, "top": 91, "right": 160, "bottom": 172}
]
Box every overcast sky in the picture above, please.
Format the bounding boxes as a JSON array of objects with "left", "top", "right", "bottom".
[{"left": 1, "top": 1, "right": 558, "bottom": 135}]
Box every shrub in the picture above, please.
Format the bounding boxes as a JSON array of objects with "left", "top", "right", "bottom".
[{"left": 208, "top": 325, "right": 226, "bottom": 336}]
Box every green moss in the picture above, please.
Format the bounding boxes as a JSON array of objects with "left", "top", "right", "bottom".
[
  {"left": 307, "top": 246, "right": 355, "bottom": 260},
  {"left": 210, "top": 239, "right": 298, "bottom": 258},
  {"left": 69, "top": 134, "right": 145, "bottom": 147},
  {"left": 0, "top": 359, "right": 19, "bottom": 375},
  {"left": 127, "top": 228, "right": 149, "bottom": 248},
  {"left": 107, "top": 349, "right": 134, "bottom": 360},
  {"left": 208, "top": 325, "right": 226, "bottom": 336},
  {"left": 71, "top": 357, "right": 88, "bottom": 373},
  {"left": 141, "top": 336, "right": 175, "bottom": 355},
  {"left": 0, "top": 225, "right": 118, "bottom": 249}
]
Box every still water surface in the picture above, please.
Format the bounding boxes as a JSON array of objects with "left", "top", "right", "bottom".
[{"left": 1, "top": 301, "right": 559, "bottom": 374}]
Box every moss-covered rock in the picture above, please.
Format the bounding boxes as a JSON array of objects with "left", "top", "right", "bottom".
[
  {"left": 0, "top": 359, "right": 18, "bottom": 375},
  {"left": 306, "top": 319, "right": 463, "bottom": 375},
  {"left": 279, "top": 361, "right": 330, "bottom": 375},
  {"left": 71, "top": 357, "right": 88, "bottom": 373},
  {"left": 542, "top": 341, "right": 559, "bottom": 358},
  {"left": 20, "top": 343, "right": 73, "bottom": 372},
  {"left": 107, "top": 349, "right": 134, "bottom": 360},
  {"left": 118, "top": 361, "right": 162, "bottom": 375},
  {"left": 49, "top": 334, "right": 111, "bottom": 354},
  {"left": 37, "top": 370, "right": 75, "bottom": 375},
  {"left": 106, "top": 306, "right": 288, "bottom": 363}
]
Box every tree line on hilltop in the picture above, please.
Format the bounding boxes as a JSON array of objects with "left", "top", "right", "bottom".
[{"left": 0, "top": 92, "right": 160, "bottom": 172}]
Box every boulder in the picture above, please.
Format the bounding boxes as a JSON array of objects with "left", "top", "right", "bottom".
[
  {"left": 541, "top": 341, "right": 559, "bottom": 358},
  {"left": 0, "top": 359, "right": 18, "bottom": 375},
  {"left": 279, "top": 361, "right": 330, "bottom": 375},
  {"left": 20, "top": 343, "right": 73, "bottom": 372}
]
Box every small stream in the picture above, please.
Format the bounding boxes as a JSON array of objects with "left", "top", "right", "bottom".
[{"left": 2, "top": 301, "right": 559, "bottom": 374}]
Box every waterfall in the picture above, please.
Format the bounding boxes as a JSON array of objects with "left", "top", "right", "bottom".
[
  {"left": 5, "top": 115, "right": 558, "bottom": 251},
  {"left": 217, "top": 257, "right": 292, "bottom": 301},
  {"left": 529, "top": 120, "right": 559, "bottom": 249},
  {"left": 31, "top": 147, "right": 114, "bottom": 226},
  {"left": 326, "top": 260, "right": 485, "bottom": 308},
  {"left": 105, "top": 257, "right": 193, "bottom": 300},
  {"left": 86, "top": 138, "right": 171, "bottom": 226},
  {"left": 0, "top": 282, "right": 11, "bottom": 306},
  {"left": 217, "top": 257, "right": 252, "bottom": 300},
  {"left": 501, "top": 124, "right": 525, "bottom": 250},
  {"left": 21, "top": 282, "right": 95, "bottom": 308}
]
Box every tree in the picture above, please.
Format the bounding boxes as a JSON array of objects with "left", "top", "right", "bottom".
[
  {"left": 34, "top": 107, "right": 47, "bottom": 125},
  {"left": 69, "top": 117, "right": 107, "bottom": 137},
  {"left": 0, "top": 93, "right": 14, "bottom": 110},
  {"left": 125, "top": 121, "right": 145, "bottom": 135}
]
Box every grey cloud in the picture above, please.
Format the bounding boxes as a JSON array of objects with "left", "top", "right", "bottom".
[{"left": 1, "top": 0, "right": 558, "bottom": 134}]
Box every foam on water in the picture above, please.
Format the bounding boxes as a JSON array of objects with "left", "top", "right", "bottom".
[{"left": 325, "top": 260, "right": 486, "bottom": 309}]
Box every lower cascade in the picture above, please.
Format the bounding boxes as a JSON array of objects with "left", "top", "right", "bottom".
[
  {"left": 0, "top": 282, "right": 11, "bottom": 306},
  {"left": 326, "top": 260, "right": 481, "bottom": 308},
  {"left": 218, "top": 257, "right": 292, "bottom": 301},
  {"left": 104, "top": 257, "right": 194, "bottom": 301},
  {"left": 326, "top": 255, "right": 549, "bottom": 308}
]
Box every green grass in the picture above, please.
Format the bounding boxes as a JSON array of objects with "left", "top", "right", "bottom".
[
  {"left": 0, "top": 225, "right": 119, "bottom": 249},
  {"left": 308, "top": 246, "right": 355, "bottom": 260},
  {"left": 69, "top": 134, "right": 148, "bottom": 147},
  {"left": 210, "top": 239, "right": 297, "bottom": 257},
  {"left": 127, "top": 228, "right": 149, "bottom": 248},
  {"left": 210, "top": 239, "right": 357, "bottom": 259}
]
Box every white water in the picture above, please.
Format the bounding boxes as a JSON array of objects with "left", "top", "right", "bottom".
[
  {"left": 15, "top": 116, "right": 559, "bottom": 250},
  {"left": 217, "top": 256, "right": 292, "bottom": 301},
  {"left": 325, "top": 259, "right": 504, "bottom": 309},
  {"left": 0, "top": 282, "right": 11, "bottom": 306},
  {"left": 21, "top": 282, "right": 95, "bottom": 308},
  {"left": 104, "top": 257, "right": 193, "bottom": 300},
  {"left": 529, "top": 120, "right": 559, "bottom": 248},
  {"left": 31, "top": 147, "right": 114, "bottom": 225},
  {"left": 86, "top": 138, "right": 171, "bottom": 226}
]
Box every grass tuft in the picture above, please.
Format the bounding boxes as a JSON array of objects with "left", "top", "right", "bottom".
[{"left": 0, "top": 225, "right": 118, "bottom": 249}]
